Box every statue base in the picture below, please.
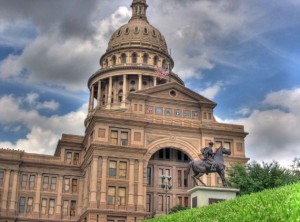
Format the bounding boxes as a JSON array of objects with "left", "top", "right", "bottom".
[{"left": 187, "top": 186, "right": 239, "bottom": 208}]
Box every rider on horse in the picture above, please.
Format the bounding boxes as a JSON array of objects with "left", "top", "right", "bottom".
[{"left": 201, "top": 142, "right": 217, "bottom": 173}]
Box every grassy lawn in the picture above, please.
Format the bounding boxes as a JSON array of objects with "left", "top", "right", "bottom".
[{"left": 144, "top": 182, "right": 300, "bottom": 222}]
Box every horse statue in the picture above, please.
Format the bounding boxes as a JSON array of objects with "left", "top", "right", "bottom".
[{"left": 187, "top": 146, "right": 231, "bottom": 187}]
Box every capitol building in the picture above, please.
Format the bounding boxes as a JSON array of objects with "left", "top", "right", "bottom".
[{"left": 0, "top": 0, "right": 248, "bottom": 221}]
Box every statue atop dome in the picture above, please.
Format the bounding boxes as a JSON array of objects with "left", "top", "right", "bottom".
[{"left": 130, "top": 0, "right": 148, "bottom": 23}]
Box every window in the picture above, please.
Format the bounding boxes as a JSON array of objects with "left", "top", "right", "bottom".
[
  {"left": 21, "top": 174, "right": 28, "bottom": 189},
  {"left": 63, "top": 200, "right": 69, "bottom": 216},
  {"left": 147, "top": 167, "right": 152, "bottom": 185},
  {"left": 158, "top": 195, "right": 163, "bottom": 211},
  {"left": 72, "top": 179, "right": 78, "bottom": 193},
  {"left": 132, "top": 52, "right": 137, "bottom": 63},
  {"left": 43, "top": 176, "right": 49, "bottom": 190},
  {"left": 118, "top": 90, "right": 123, "bottom": 103},
  {"left": 73, "top": 153, "right": 79, "bottom": 165},
  {"left": 50, "top": 177, "right": 57, "bottom": 191},
  {"left": 27, "top": 197, "right": 33, "bottom": 213},
  {"left": 153, "top": 56, "right": 158, "bottom": 66},
  {"left": 118, "top": 187, "right": 126, "bottom": 205},
  {"left": 70, "top": 200, "right": 76, "bottom": 216},
  {"left": 178, "top": 170, "right": 182, "bottom": 188},
  {"left": 0, "top": 171, "right": 4, "bottom": 186},
  {"left": 119, "top": 162, "right": 127, "bottom": 178},
  {"left": 121, "top": 53, "right": 126, "bottom": 64},
  {"left": 29, "top": 175, "right": 36, "bottom": 189},
  {"left": 66, "top": 152, "right": 72, "bottom": 165},
  {"left": 143, "top": 53, "right": 148, "bottom": 64},
  {"left": 110, "top": 129, "right": 130, "bottom": 146},
  {"left": 49, "top": 199, "right": 55, "bottom": 215},
  {"left": 19, "top": 197, "right": 26, "bottom": 213},
  {"left": 146, "top": 194, "right": 151, "bottom": 212},
  {"left": 64, "top": 178, "right": 70, "bottom": 192},
  {"left": 184, "top": 170, "right": 188, "bottom": 187},
  {"left": 108, "top": 187, "right": 116, "bottom": 205},
  {"left": 166, "top": 148, "right": 170, "bottom": 160},
  {"left": 112, "top": 55, "right": 116, "bottom": 65},
  {"left": 109, "top": 161, "right": 117, "bottom": 177},
  {"left": 184, "top": 197, "right": 189, "bottom": 207},
  {"left": 41, "top": 198, "right": 47, "bottom": 215}
]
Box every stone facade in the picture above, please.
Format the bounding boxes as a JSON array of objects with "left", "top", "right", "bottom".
[{"left": 0, "top": 0, "right": 249, "bottom": 221}]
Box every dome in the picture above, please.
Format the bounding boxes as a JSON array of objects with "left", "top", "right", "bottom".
[{"left": 106, "top": 0, "right": 168, "bottom": 54}]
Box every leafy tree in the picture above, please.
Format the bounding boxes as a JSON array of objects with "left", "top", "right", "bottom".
[
  {"left": 227, "top": 161, "right": 298, "bottom": 196},
  {"left": 169, "top": 205, "right": 188, "bottom": 214}
]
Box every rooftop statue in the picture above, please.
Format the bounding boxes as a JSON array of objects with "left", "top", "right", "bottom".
[{"left": 187, "top": 142, "right": 231, "bottom": 187}]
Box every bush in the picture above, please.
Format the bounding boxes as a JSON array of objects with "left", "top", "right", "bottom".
[{"left": 169, "top": 205, "right": 188, "bottom": 214}]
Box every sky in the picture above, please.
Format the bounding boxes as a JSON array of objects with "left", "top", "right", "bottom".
[{"left": 0, "top": 0, "right": 300, "bottom": 167}]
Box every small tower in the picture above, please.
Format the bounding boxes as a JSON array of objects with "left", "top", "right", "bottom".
[{"left": 130, "top": 0, "right": 149, "bottom": 22}]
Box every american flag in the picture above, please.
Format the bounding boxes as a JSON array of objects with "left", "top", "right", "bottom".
[{"left": 155, "top": 64, "right": 170, "bottom": 80}]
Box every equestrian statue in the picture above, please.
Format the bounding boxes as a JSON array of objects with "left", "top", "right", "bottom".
[{"left": 187, "top": 142, "right": 231, "bottom": 187}]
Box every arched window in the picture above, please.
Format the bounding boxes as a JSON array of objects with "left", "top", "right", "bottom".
[
  {"left": 153, "top": 56, "right": 158, "bottom": 66},
  {"left": 121, "top": 53, "right": 126, "bottom": 64},
  {"left": 162, "top": 59, "right": 167, "bottom": 69},
  {"left": 105, "top": 59, "right": 108, "bottom": 67},
  {"left": 130, "top": 89, "right": 135, "bottom": 92},
  {"left": 112, "top": 56, "right": 116, "bottom": 65},
  {"left": 118, "top": 90, "right": 123, "bottom": 103},
  {"left": 143, "top": 53, "right": 148, "bottom": 64},
  {"left": 132, "top": 53, "right": 137, "bottom": 63}
]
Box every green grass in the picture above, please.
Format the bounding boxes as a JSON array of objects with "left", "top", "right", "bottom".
[{"left": 144, "top": 182, "right": 300, "bottom": 222}]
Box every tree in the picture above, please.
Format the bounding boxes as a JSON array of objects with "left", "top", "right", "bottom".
[{"left": 227, "top": 161, "right": 298, "bottom": 196}]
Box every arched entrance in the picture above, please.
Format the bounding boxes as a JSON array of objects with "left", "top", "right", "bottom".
[{"left": 145, "top": 147, "right": 195, "bottom": 218}]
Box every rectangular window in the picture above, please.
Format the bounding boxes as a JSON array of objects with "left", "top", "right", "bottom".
[
  {"left": 178, "top": 170, "right": 182, "bottom": 187},
  {"left": 50, "top": 177, "right": 57, "bottom": 191},
  {"left": 120, "top": 131, "right": 128, "bottom": 146},
  {"left": 64, "top": 178, "right": 70, "bottom": 192},
  {"left": 109, "top": 161, "right": 117, "bottom": 177},
  {"left": 21, "top": 174, "right": 28, "bottom": 189},
  {"left": 0, "top": 171, "right": 4, "bottom": 186},
  {"left": 29, "top": 175, "right": 35, "bottom": 189},
  {"left": 49, "top": 199, "right": 55, "bottom": 215},
  {"left": 72, "top": 179, "right": 78, "bottom": 193},
  {"left": 111, "top": 130, "right": 118, "bottom": 145},
  {"left": 66, "top": 152, "right": 72, "bottom": 165},
  {"left": 184, "top": 170, "right": 188, "bottom": 187},
  {"left": 118, "top": 187, "right": 126, "bottom": 205},
  {"left": 178, "top": 196, "right": 182, "bottom": 205},
  {"left": 19, "top": 197, "right": 26, "bottom": 213},
  {"left": 43, "top": 176, "right": 49, "bottom": 190},
  {"left": 146, "top": 194, "right": 151, "bottom": 212},
  {"left": 41, "top": 198, "right": 47, "bottom": 215},
  {"left": 70, "top": 200, "right": 76, "bottom": 216},
  {"left": 63, "top": 200, "right": 69, "bottom": 216},
  {"left": 147, "top": 167, "right": 152, "bottom": 185},
  {"left": 158, "top": 195, "right": 163, "bottom": 211},
  {"left": 108, "top": 187, "right": 116, "bottom": 205},
  {"left": 119, "top": 161, "right": 127, "bottom": 178},
  {"left": 184, "top": 197, "right": 189, "bottom": 207},
  {"left": 27, "top": 197, "right": 33, "bottom": 213},
  {"left": 73, "top": 153, "right": 79, "bottom": 165}
]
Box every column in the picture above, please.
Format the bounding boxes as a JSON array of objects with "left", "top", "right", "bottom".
[
  {"left": 83, "top": 169, "right": 89, "bottom": 209},
  {"left": 89, "top": 157, "right": 98, "bottom": 208},
  {"left": 138, "top": 74, "right": 142, "bottom": 90},
  {"left": 107, "top": 77, "right": 112, "bottom": 108},
  {"left": 121, "top": 74, "right": 127, "bottom": 108},
  {"left": 89, "top": 86, "right": 94, "bottom": 112},
  {"left": 77, "top": 178, "right": 84, "bottom": 215},
  {"left": 127, "top": 159, "right": 135, "bottom": 210},
  {"left": 33, "top": 174, "right": 42, "bottom": 216},
  {"left": 137, "top": 160, "right": 144, "bottom": 211},
  {"left": 99, "top": 157, "right": 107, "bottom": 208},
  {"left": 1, "top": 170, "right": 11, "bottom": 212},
  {"left": 55, "top": 176, "right": 63, "bottom": 219},
  {"left": 97, "top": 80, "right": 101, "bottom": 107},
  {"left": 9, "top": 170, "right": 19, "bottom": 213},
  {"left": 153, "top": 76, "right": 157, "bottom": 86}
]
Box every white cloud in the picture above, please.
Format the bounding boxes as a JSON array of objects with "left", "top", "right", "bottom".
[
  {"left": 24, "top": 93, "right": 59, "bottom": 111},
  {"left": 0, "top": 55, "right": 23, "bottom": 79},
  {"left": 236, "top": 107, "right": 251, "bottom": 116},
  {"left": 0, "top": 94, "right": 87, "bottom": 154},
  {"left": 197, "top": 81, "right": 223, "bottom": 100},
  {"left": 219, "top": 88, "right": 300, "bottom": 167}
]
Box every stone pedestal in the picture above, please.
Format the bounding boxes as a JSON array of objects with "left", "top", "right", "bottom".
[{"left": 188, "top": 186, "right": 239, "bottom": 208}]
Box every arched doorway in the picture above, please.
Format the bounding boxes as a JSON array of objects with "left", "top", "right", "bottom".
[{"left": 145, "top": 147, "right": 194, "bottom": 218}]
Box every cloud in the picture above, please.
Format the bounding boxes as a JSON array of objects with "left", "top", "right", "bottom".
[
  {"left": 0, "top": 94, "right": 87, "bottom": 154},
  {"left": 0, "top": 55, "right": 23, "bottom": 79},
  {"left": 219, "top": 88, "right": 300, "bottom": 167},
  {"left": 197, "top": 81, "right": 223, "bottom": 100},
  {"left": 25, "top": 93, "right": 59, "bottom": 111}
]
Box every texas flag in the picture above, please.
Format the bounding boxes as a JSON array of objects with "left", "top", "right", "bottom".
[{"left": 155, "top": 64, "right": 170, "bottom": 80}]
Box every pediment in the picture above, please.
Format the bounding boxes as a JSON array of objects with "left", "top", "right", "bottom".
[{"left": 130, "top": 82, "right": 216, "bottom": 106}]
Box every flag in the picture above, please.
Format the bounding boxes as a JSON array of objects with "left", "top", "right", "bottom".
[{"left": 155, "top": 63, "right": 170, "bottom": 80}]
